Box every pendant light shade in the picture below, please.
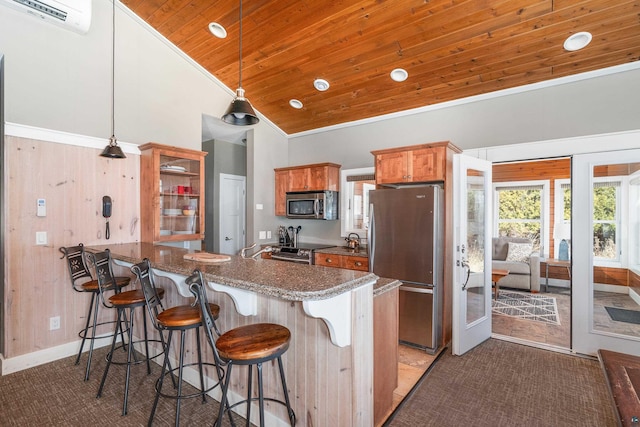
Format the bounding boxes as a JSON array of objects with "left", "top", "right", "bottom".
[
  {"left": 222, "top": 0, "right": 259, "bottom": 126},
  {"left": 101, "top": 0, "right": 126, "bottom": 159}
]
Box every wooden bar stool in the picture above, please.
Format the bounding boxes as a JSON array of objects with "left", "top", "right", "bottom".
[
  {"left": 131, "top": 258, "right": 224, "bottom": 427},
  {"left": 88, "top": 249, "right": 164, "bottom": 416},
  {"left": 187, "top": 269, "right": 296, "bottom": 427},
  {"left": 59, "top": 243, "right": 130, "bottom": 381}
]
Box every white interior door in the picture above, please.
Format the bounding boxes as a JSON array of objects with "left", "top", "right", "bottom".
[
  {"left": 453, "top": 154, "right": 493, "bottom": 355},
  {"left": 572, "top": 148, "right": 640, "bottom": 355},
  {"left": 219, "top": 173, "right": 246, "bottom": 255}
]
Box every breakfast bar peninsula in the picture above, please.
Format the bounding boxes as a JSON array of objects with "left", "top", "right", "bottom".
[{"left": 86, "top": 242, "right": 389, "bottom": 427}]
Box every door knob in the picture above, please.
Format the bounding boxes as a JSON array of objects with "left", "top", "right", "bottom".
[{"left": 225, "top": 237, "right": 232, "bottom": 241}]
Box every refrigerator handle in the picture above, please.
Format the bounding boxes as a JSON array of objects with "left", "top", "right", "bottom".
[{"left": 368, "top": 203, "right": 375, "bottom": 272}]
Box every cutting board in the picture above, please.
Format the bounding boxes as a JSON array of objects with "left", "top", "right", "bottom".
[{"left": 183, "top": 252, "right": 231, "bottom": 263}]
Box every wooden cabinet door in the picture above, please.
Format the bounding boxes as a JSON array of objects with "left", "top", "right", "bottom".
[
  {"left": 307, "top": 166, "right": 328, "bottom": 191},
  {"left": 376, "top": 151, "right": 408, "bottom": 184},
  {"left": 275, "top": 170, "right": 288, "bottom": 216},
  {"left": 288, "top": 168, "right": 311, "bottom": 192},
  {"left": 410, "top": 147, "right": 445, "bottom": 182}
]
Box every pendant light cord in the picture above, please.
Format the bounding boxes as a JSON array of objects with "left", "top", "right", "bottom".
[
  {"left": 110, "top": 0, "right": 116, "bottom": 144},
  {"left": 238, "top": 0, "right": 243, "bottom": 89}
]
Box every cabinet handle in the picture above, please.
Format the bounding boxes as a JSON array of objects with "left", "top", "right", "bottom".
[
  {"left": 407, "top": 175, "right": 412, "bottom": 179},
  {"left": 326, "top": 258, "right": 332, "bottom": 263},
  {"left": 355, "top": 261, "right": 362, "bottom": 267}
]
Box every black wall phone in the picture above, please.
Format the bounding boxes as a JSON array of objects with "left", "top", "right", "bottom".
[{"left": 102, "top": 196, "right": 112, "bottom": 239}]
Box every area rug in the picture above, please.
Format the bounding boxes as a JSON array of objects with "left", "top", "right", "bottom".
[
  {"left": 605, "top": 306, "right": 640, "bottom": 325},
  {"left": 492, "top": 291, "right": 560, "bottom": 325}
]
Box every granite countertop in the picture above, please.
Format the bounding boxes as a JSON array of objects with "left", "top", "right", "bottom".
[
  {"left": 86, "top": 242, "right": 378, "bottom": 302},
  {"left": 315, "top": 246, "right": 369, "bottom": 258},
  {"left": 373, "top": 278, "right": 401, "bottom": 297}
]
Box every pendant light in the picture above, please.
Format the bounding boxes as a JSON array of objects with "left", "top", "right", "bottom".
[
  {"left": 101, "top": 0, "right": 126, "bottom": 158},
  {"left": 222, "top": 0, "right": 259, "bottom": 126}
]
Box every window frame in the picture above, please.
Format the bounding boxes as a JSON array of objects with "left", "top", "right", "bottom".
[
  {"left": 340, "top": 167, "right": 375, "bottom": 238},
  {"left": 493, "top": 179, "right": 550, "bottom": 258}
]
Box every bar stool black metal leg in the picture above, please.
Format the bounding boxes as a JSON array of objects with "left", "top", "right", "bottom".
[
  {"left": 215, "top": 363, "right": 233, "bottom": 427},
  {"left": 195, "top": 326, "right": 206, "bottom": 404},
  {"left": 277, "top": 356, "right": 296, "bottom": 425},
  {"left": 175, "top": 330, "right": 187, "bottom": 426},
  {"left": 76, "top": 293, "right": 94, "bottom": 366},
  {"left": 246, "top": 364, "right": 253, "bottom": 427},
  {"left": 149, "top": 330, "right": 173, "bottom": 426},
  {"left": 257, "top": 362, "right": 265, "bottom": 427},
  {"left": 122, "top": 307, "right": 136, "bottom": 415},
  {"left": 83, "top": 294, "right": 100, "bottom": 381},
  {"left": 97, "top": 308, "right": 123, "bottom": 398},
  {"left": 142, "top": 309, "right": 151, "bottom": 375}
]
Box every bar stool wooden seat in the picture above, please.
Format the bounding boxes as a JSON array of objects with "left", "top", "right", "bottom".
[
  {"left": 59, "top": 243, "right": 130, "bottom": 381},
  {"left": 88, "top": 249, "right": 164, "bottom": 416},
  {"left": 187, "top": 270, "right": 296, "bottom": 427},
  {"left": 131, "top": 259, "right": 224, "bottom": 427}
]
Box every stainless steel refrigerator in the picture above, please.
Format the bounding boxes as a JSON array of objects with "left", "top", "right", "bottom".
[{"left": 368, "top": 185, "right": 443, "bottom": 353}]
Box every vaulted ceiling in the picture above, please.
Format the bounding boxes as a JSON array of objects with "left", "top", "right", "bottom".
[{"left": 122, "top": 0, "right": 640, "bottom": 135}]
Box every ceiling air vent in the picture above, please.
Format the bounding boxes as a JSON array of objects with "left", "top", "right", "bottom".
[{"left": 1, "top": 0, "right": 91, "bottom": 34}]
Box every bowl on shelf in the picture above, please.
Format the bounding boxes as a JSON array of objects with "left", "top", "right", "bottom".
[
  {"left": 182, "top": 209, "right": 196, "bottom": 216},
  {"left": 163, "top": 208, "right": 182, "bottom": 216},
  {"left": 160, "top": 229, "right": 171, "bottom": 236}
]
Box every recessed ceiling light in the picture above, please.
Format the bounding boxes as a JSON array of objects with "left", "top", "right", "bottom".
[
  {"left": 390, "top": 68, "right": 408, "bottom": 82},
  {"left": 314, "top": 78, "right": 330, "bottom": 92},
  {"left": 208, "top": 22, "right": 227, "bottom": 39},
  {"left": 563, "top": 31, "right": 592, "bottom": 51},
  {"left": 289, "top": 99, "right": 303, "bottom": 109}
]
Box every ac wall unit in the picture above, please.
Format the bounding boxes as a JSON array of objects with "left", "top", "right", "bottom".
[{"left": 1, "top": 0, "right": 91, "bottom": 34}]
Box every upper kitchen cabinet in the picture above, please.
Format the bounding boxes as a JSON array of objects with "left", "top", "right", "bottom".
[
  {"left": 372, "top": 142, "right": 461, "bottom": 185},
  {"left": 140, "top": 143, "right": 206, "bottom": 243},
  {"left": 274, "top": 163, "right": 341, "bottom": 215}
]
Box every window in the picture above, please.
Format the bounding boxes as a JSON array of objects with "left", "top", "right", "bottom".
[
  {"left": 554, "top": 179, "right": 571, "bottom": 258},
  {"left": 630, "top": 175, "right": 640, "bottom": 270},
  {"left": 493, "top": 180, "right": 550, "bottom": 256},
  {"left": 592, "top": 179, "right": 621, "bottom": 262},
  {"left": 340, "top": 167, "right": 375, "bottom": 238}
]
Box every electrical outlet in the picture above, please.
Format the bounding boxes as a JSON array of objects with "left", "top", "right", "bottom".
[{"left": 50, "top": 316, "right": 60, "bottom": 331}]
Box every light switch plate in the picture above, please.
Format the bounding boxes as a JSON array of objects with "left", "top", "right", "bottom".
[
  {"left": 37, "top": 198, "right": 46, "bottom": 217},
  {"left": 36, "top": 231, "right": 47, "bottom": 245},
  {"left": 259, "top": 231, "right": 267, "bottom": 240}
]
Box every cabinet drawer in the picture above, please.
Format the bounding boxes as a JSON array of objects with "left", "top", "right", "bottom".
[
  {"left": 343, "top": 256, "right": 369, "bottom": 271},
  {"left": 315, "top": 253, "right": 342, "bottom": 268}
]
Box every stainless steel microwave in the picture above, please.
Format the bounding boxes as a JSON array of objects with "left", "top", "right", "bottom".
[{"left": 286, "top": 191, "right": 339, "bottom": 220}]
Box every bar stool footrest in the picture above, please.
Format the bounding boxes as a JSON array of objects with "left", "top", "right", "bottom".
[
  {"left": 106, "top": 338, "right": 164, "bottom": 366},
  {"left": 155, "top": 362, "right": 223, "bottom": 400}
]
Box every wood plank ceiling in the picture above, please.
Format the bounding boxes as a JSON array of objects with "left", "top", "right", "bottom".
[{"left": 121, "top": 0, "right": 640, "bottom": 135}]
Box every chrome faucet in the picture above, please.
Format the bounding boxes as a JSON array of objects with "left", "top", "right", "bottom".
[{"left": 240, "top": 243, "right": 273, "bottom": 260}]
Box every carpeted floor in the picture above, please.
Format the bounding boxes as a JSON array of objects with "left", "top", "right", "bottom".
[
  {"left": 1, "top": 340, "right": 618, "bottom": 426},
  {"left": 0, "top": 346, "right": 234, "bottom": 426},
  {"left": 386, "top": 339, "right": 617, "bottom": 427}
]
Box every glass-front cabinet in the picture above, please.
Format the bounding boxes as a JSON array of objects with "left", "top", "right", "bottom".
[{"left": 140, "top": 143, "right": 206, "bottom": 243}]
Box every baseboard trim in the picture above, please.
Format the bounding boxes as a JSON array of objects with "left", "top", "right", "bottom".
[{"left": 0, "top": 332, "right": 115, "bottom": 375}]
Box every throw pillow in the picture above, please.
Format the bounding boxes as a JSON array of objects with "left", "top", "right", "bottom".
[{"left": 505, "top": 242, "right": 533, "bottom": 263}]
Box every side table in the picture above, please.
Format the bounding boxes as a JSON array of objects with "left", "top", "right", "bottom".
[{"left": 544, "top": 258, "right": 571, "bottom": 292}]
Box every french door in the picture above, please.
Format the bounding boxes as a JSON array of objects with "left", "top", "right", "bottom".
[
  {"left": 572, "top": 148, "right": 640, "bottom": 355},
  {"left": 452, "top": 154, "right": 493, "bottom": 355}
]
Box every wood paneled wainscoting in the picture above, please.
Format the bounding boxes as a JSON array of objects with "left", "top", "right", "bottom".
[{"left": 2, "top": 136, "right": 140, "bottom": 365}]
